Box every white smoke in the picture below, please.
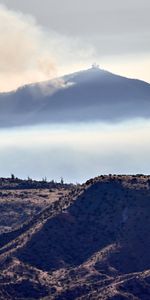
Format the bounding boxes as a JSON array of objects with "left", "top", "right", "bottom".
[
  {"left": 0, "top": 4, "right": 95, "bottom": 92},
  {"left": 0, "top": 4, "right": 57, "bottom": 91}
]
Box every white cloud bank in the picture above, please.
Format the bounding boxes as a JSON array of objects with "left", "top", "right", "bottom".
[{"left": 0, "top": 121, "right": 150, "bottom": 182}]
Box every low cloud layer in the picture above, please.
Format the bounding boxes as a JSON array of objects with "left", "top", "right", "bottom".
[{"left": 0, "top": 121, "right": 150, "bottom": 182}]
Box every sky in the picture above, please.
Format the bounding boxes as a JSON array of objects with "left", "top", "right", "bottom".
[
  {"left": 0, "top": 0, "right": 149, "bottom": 182},
  {"left": 0, "top": 0, "right": 149, "bottom": 91}
]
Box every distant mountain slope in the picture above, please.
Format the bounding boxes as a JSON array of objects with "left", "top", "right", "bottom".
[
  {"left": 0, "top": 67, "right": 150, "bottom": 127},
  {"left": 1, "top": 175, "right": 150, "bottom": 299}
]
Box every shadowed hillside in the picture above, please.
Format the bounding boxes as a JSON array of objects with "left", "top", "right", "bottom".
[
  {"left": 0, "top": 67, "right": 150, "bottom": 127},
  {"left": 1, "top": 175, "right": 150, "bottom": 299}
]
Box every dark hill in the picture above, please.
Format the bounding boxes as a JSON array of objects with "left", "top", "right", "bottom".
[{"left": 1, "top": 175, "right": 150, "bottom": 299}]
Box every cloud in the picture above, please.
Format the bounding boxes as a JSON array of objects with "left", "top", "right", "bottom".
[{"left": 0, "top": 121, "right": 150, "bottom": 182}]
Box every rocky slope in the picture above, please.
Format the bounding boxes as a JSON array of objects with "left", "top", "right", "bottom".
[{"left": 1, "top": 175, "right": 150, "bottom": 299}]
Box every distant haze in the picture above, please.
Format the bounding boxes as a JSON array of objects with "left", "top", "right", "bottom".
[{"left": 0, "top": 121, "right": 150, "bottom": 183}]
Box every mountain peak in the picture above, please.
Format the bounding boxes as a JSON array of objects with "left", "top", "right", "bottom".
[{"left": 0, "top": 67, "right": 149, "bottom": 128}]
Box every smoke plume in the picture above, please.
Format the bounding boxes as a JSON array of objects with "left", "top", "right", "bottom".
[
  {"left": 0, "top": 4, "right": 58, "bottom": 91},
  {"left": 0, "top": 4, "right": 94, "bottom": 92}
]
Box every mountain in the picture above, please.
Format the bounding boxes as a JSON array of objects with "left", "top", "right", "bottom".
[
  {"left": 0, "top": 66, "right": 150, "bottom": 127},
  {"left": 1, "top": 175, "right": 150, "bottom": 299}
]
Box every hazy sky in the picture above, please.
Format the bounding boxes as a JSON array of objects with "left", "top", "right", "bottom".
[
  {"left": 2, "top": 0, "right": 150, "bottom": 37},
  {"left": 0, "top": 1, "right": 149, "bottom": 182},
  {"left": 0, "top": 0, "right": 149, "bottom": 91}
]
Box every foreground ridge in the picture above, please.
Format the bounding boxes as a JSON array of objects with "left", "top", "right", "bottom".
[{"left": 0, "top": 175, "right": 150, "bottom": 299}]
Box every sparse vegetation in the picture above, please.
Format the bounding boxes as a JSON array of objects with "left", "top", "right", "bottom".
[{"left": 0, "top": 175, "right": 150, "bottom": 299}]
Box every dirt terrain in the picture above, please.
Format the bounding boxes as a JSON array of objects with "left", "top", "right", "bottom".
[
  {"left": 0, "top": 188, "right": 69, "bottom": 234},
  {"left": 0, "top": 175, "right": 150, "bottom": 299}
]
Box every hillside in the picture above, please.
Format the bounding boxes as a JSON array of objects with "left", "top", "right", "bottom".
[
  {"left": 0, "top": 67, "right": 150, "bottom": 127},
  {"left": 0, "top": 177, "right": 72, "bottom": 235},
  {"left": 1, "top": 175, "right": 150, "bottom": 299}
]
